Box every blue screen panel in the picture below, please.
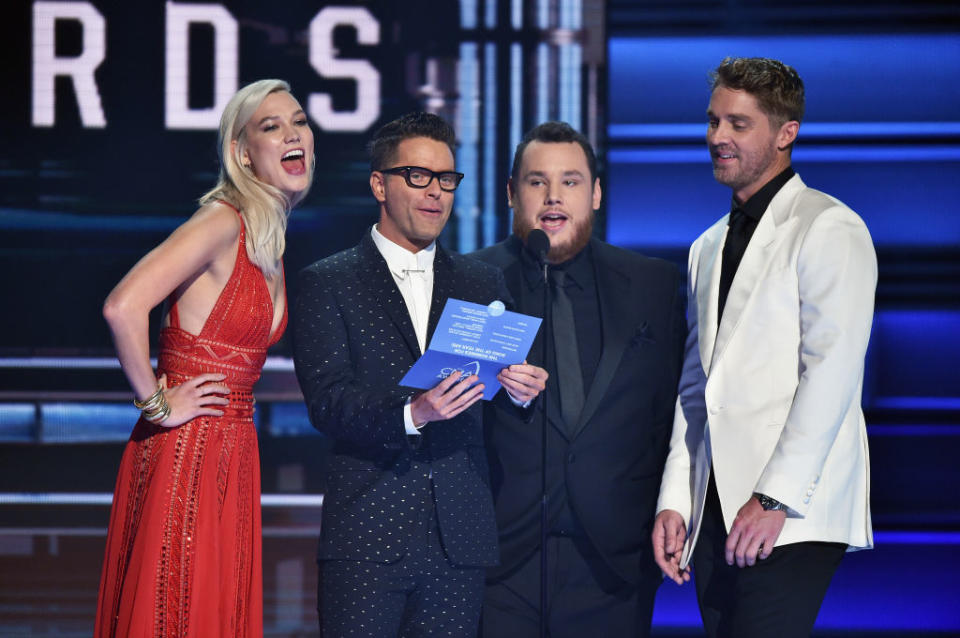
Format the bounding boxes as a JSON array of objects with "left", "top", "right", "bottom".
[
  {"left": 609, "top": 34, "right": 960, "bottom": 125},
  {"left": 606, "top": 159, "right": 727, "bottom": 248},
  {"left": 606, "top": 33, "right": 960, "bottom": 249},
  {"left": 867, "top": 310, "right": 960, "bottom": 405},
  {"left": 607, "top": 153, "right": 960, "bottom": 248}
]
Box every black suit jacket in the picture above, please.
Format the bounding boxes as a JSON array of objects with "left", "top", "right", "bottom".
[
  {"left": 471, "top": 235, "right": 685, "bottom": 585},
  {"left": 292, "top": 232, "right": 509, "bottom": 567}
]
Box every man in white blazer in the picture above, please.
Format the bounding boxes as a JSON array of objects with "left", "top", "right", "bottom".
[{"left": 652, "top": 57, "right": 877, "bottom": 637}]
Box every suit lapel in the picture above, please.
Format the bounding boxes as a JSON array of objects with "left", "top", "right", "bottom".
[
  {"left": 569, "top": 241, "right": 632, "bottom": 440},
  {"left": 711, "top": 177, "right": 802, "bottom": 368},
  {"left": 696, "top": 224, "right": 725, "bottom": 372},
  {"left": 426, "top": 245, "right": 455, "bottom": 347},
  {"left": 358, "top": 233, "right": 421, "bottom": 359}
]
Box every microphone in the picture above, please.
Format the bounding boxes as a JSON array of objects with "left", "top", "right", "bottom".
[
  {"left": 523, "top": 230, "right": 551, "bottom": 637},
  {"left": 525, "top": 229, "right": 551, "bottom": 265}
]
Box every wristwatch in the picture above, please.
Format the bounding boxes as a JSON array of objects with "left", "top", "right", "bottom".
[{"left": 753, "top": 492, "right": 787, "bottom": 512}]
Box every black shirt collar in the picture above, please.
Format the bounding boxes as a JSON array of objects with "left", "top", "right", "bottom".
[
  {"left": 555, "top": 243, "right": 592, "bottom": 290},
  {"left": 732, "top": 167, "right": 795, "bottom": 222},
  {"left": 519, "top": 236, "right": 592, "bottom": 291}
]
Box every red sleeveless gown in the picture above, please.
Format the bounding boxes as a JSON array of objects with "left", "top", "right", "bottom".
[{"left": 95, "top": 207, "right": 285, "bottom": 637}]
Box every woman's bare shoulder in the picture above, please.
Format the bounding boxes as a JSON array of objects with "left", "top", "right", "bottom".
[
  {"left": 192, "top": 201, "right": 242, "bottom": 234},
  {"left": 169, "top": 200, "right": 242, "bottom": 253}
]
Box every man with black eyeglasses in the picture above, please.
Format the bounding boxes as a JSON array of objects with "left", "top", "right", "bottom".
[{"left": 292, "top": 112, "right": 547, "bottom": 637}]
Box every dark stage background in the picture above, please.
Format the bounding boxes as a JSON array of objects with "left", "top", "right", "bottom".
[{"left": 1, "top": 0, "right": 959, "bottom": 635}]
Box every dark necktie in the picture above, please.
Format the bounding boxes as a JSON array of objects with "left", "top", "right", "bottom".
[
  {"left": 551, "top": 269, "right": 585, "bottom": 430},
  {"left": 717, "top": 208, "right": 751, "bottom": 325}
]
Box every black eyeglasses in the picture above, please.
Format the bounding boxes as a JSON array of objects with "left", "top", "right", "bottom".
[{"left": 380, "top": 166, "right": 465, "bottom": 192}]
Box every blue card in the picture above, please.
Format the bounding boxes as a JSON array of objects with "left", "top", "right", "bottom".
[{"left": 399, "top": 298, "right": 542, "bottom": 400}]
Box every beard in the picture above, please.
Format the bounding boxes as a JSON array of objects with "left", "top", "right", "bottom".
[
  {"left": 711, "top": 142, "right": 779, "bottom": 199},
  {"left": 513, "top": 209, "right": 594, "bottom": 264}
]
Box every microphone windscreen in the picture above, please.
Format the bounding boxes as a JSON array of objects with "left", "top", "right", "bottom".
[{"left": 525, "top": 229, "right": 551, "bottom": 262}]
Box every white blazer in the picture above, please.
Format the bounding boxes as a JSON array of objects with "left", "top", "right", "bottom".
[{"left": 657, "top": 174, "right": 877, "bottom": 568}]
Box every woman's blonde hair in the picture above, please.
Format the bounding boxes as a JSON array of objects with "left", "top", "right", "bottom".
[{"left": 200, "top": 79, "right": 312, "bottom": 278}]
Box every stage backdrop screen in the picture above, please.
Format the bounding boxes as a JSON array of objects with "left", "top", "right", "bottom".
[{"left": 1, "top": 0, "right": 603, "bottom": 351}]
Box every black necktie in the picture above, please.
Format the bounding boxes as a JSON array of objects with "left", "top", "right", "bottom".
[
  {"left": 718, "top": 208, "right": 751, "bottom": 325},
  {"left": 551, "top": 269, "right": 585, "bottom": 430}
]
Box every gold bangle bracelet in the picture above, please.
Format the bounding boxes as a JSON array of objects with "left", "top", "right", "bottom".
[
  {"left": 143, "top": 396, "right": 171, "bottom": 424},
  {"left": 134, "top": 385, "right": 163, "bottom": 410},
  {"left": 144, "top": 409, "right": 170, "bottom": 424},
  {"left": 139, "top": 396, "right": 164, "bottom": 414}
]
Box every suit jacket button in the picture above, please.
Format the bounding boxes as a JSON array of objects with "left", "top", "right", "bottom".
[{"left": 567, "top": 453, "right": 575, "bottom": 463}]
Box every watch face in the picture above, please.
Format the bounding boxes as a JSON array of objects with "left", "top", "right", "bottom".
[{"left": 755, "top": 493, "right": 783, "bottom": 510}]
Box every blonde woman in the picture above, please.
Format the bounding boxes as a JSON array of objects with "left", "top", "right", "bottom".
[{"left": 94, "top": 79, "right": 314, "bottom": 638}]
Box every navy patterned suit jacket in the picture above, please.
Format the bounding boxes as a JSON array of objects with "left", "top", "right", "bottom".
[{"left": 292, "top": 232, "right": 507, "bottom": 567}]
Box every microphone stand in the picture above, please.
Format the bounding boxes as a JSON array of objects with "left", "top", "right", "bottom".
[{"left": 538, "top": 257, "right": 550, "bottom": 638}]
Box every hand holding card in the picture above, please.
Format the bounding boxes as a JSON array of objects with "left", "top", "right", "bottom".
[{"left": 400, "top": 298, "right": 543, "bottom": 401}]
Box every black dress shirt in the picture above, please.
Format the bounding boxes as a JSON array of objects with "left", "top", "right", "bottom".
[
  {"left": 519, "top": 242, "right": 601, "bottom": 535},
  {"left": 520, "top": 243, "right": 602, "bottom": 395},
  {"left": 717, "top": 167, "right": 795, "bottom": 324}
]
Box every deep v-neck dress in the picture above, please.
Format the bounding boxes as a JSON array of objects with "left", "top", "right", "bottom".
[{"left": 95, "top": 205, "right": 286, "bottom": 637}]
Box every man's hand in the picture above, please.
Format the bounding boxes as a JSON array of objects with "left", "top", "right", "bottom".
[
  {"left": 410, "top": 371, "right": 485, "bottom": 426},
  {"left": 725, "top": 496, "right": 787, "bottom": 567},
  {"left": 652, "top": 509, "right": 691, "bottom": 585},
  {"left": 498, "top": 361, "right": 548, "bottom": 404}
]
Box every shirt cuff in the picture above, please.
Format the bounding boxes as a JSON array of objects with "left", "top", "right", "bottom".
[
  {"left": 404, "top": 398, "right": 422, "bottom": 435},
  {"left": 507, "top": 391, "right": 532, "bottom": 409}
]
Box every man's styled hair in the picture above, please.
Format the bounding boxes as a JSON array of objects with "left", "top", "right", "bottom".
[
  {"left": 510, "top": 121, "right": 598, "bottom": 184},
  {"left": 368, "top": 112, "right": 457, "bottom": 171},
  {"left": 710, "top": 57, "right": 806, "bottom": 127}
]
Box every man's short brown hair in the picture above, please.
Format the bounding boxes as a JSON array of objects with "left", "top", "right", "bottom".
[
  {"left": 710, "top": 57, "right": 805, "bottom": 127},
  {"left": 368, "top": 112, "right": 456, "bottom": 171}
]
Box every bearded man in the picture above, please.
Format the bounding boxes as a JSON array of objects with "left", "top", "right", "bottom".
[{"left": 470, "top": 121, "right": 686, "bottom": 637}]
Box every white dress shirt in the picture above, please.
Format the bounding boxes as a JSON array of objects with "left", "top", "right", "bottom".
[
  {"left": 371, "top": 224, "right": 528, "bottom": 435},
  {"left": 371, "top": 225, "right": 436, "bottom": 434}
]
